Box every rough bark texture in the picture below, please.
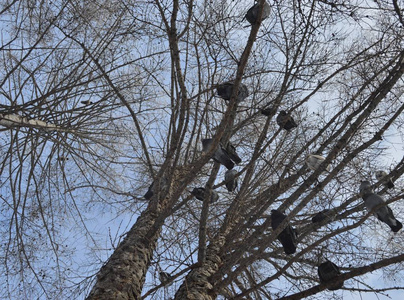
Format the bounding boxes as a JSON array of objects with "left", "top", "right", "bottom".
[
  {"left": 86, "top": 169, "right": 183, "bottom": 300},
  {"left": 174, "top": 236, "right": 226, "bottom": 300},
  {"left": 86, "top": 208, "right": 161, "bottom": 300}
]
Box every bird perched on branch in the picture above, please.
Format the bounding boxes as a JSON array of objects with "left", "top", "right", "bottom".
[
  {"left": 81, "top": 100, "right": 93, "bottom": 105},
  {"left": 270, "top": 209, "right": 298, "bottom": 255},
  {"left": 224, "top": 169, "right": 238, "bottom": 192},
  {"left": 159, "top": 271, "right": 173, "bottom": 285},
  {"left": 224, "top": 142, "right": 242, "bottom": 164},
  {"left": 202, "top": 138, "right": 240, "bottom": 170},
  {"left": 318, "top": 260, "right": 344, "bottom": 290},
  {"left": 216, "top": 81, "right": 249, "bottom": 102},
  {"left": 276, "top": 110, "right": 297, "bottom": 131},
  {"left": 260, "top": 107, "right": 272, "bottom": 116},
  {"left": 144, "top": 178, "right": 169, "bottom": 200},
  {"left": 375, "top": 170, "right": 395, "bottom": 189},
  {"left": 144, "top": 182, "right": 154, "bottom": 200},
  {"left": 306, "top": 154, "right": 331, "bottom": 172},
  {"left": 245, "top": 1, "right": 271, "bottom": 25},
  {"left": 359, "top": 181, "right": 402, "bottom": 232},
  {"left": 312, "top": 209, "right": 334, "bottom": 223},
  {"left": 191, "top": 187, "right": 219, "bottom": 203}
]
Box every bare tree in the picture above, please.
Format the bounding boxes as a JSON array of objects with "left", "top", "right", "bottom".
[{"left": 1, "top": 0, "right": 404, "bottom": 299}]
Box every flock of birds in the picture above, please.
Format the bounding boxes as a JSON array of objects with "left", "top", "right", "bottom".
[{"left": 146, "top": 1, "right": 402, "bottom": 292}]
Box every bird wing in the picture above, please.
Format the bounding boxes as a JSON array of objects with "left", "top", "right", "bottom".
[
  {"left": 213, "top": 148, "right": 234, "bottom": 169},
  {"left": 363, "top": 193, "right": 384, "bottom": 211},
  {"left": 278, "top": 227, "right": 297, "bottom": 255}
]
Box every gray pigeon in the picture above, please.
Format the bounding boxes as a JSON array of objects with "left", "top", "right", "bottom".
[
  {"left": 271, "top": 209, "right": 298, "bottom": 255},
  {"left": 261, "top": 107, "right": 273, "bottom": 116},
  {"left": 276, "top": 110, "right": 297, "bottom": 131},
  {"left": 144, "top": 178, "right": 169, "bottom": 200},
  {"left": 216, "top": 81, "right": 249, "bottom": 102},
  {"left": 245, "top": 1, "right": 271, "bottom": 25},
  {"left": 144, "top": 182, "right": 154, "bottom": 200},
  {"left": 159, "top": 271, "right": 172, "bottom": 285},
  {"left": 318, "top": 260, "right": 344, "bottom": 290},
  {"left": 224, "top": 169, "right": 238, "bottom": 192},
  {"left": 306, "top": 154, "right": 331, "bottom": 172},
  {"left": 359, "top": 181, "right": 402, "bottom": 232},
  {"left": 375, "top": 170, "right": 395, "bottom": 189},
  {"left": 202, "top": 138, "right": 235, "bottom": 170},
  {"left": 312, "top": 209, "right": 333, "bottom": 223},
  {"left": 191, "top": 187, "right": 219, "bottom": 203},
  {"left": 81, "top": 100, "right": 93, "bottom": 105}
]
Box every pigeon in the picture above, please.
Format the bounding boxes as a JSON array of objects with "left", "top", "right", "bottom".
[
  {"left": 191, "top": 187, "right": 219, "bottom": 203},
  {"left": 224, "top": 142, "right": 242, "bottom": 164},
  {"left": 144, "top": 178, "right": 169, "bottom": 200},
  {"left": 276, "top": 110, "right": 297, "bottom": 131},
  {"left": 271, "top": 209, "right": 298, "bottom": 255},
  {"left": 359, "top": 181, "right": 402, "bottom": 232},
  {"left": 261, "top": 107, "right": 273, "bottom": 116},
  {"left": 216, "top": 81, "right": 249, "bottom": 102},
  {"left": 306, "top": 154, "right": 331, "bottom": 172},
  {"left": 159, "top": 271, "right": 172, "bottom": 285},
  {"left": 375, "top": 170, "right": 394, "bottom": 189},
  {"left": 202, "top": 138, "right": 235, "bottom": 170},
  {"left": 224, "top": 169, "right": 238, "bottom": 192},
  {"left": 245, "top": 1, "right": 271, "bottom": 25},
  {"left": 312, "top": 209, "right": 334, "bottom": 223},
  {"left": 81, "top": 100, "right": 93, "bottom": 105},
  {"left": 144, "top": 182, "right": 154, "bottom": 200},
  {"left": 318, "top": 260, "right": 344, "bottom": 290}
]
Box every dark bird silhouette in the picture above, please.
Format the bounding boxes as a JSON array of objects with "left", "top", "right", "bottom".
[
  {"left": 144, "top": 182, "right": 154, "bottom": 200},
  {"left": 81, "top": 100, "right": 93, "bottom": 105},
  {"left": 245, "top": 1, "right": 271, "bottom": 25},
  {"left": 318, "top": 260, "right": 344, "bottom": 290},
  {"left": 216, "top": 81, "right": 249, "bottom": 102},
  {"left": 261, "top": 107, "right": 273, "bottom": 116},
  {"left": 271, "top": 209, "right": 298, "bottom": 255},
  {"left": 57, "top": 156, "right": 69, "bottom": 161},
  {"left": 359, "top": 181, "right": 402, "bottom": 232},
  {"left": 276, "top": 110, "right": 297, "bottom": 131},
  {"left": 312, "top": 209, "right": 333, "bottom": 223},
  {"left": 159, "top": 271, "right": 173, "bottom": 285},
  {"left": 375, "top": 170, "right": 395, "bottom": 189},
  {"left": 202, "top": 138, "right": 235, "bottom": 170},
  {"left": 144, "top": 178, "right": 169, "bottom": 200},
  {"left": 191, "top": 187, "right": 219, "bottom": 203},
  {"left": 224, "top": 169, "right": 238, "bottom": 192}
]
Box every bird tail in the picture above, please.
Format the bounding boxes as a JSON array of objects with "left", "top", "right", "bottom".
[
  {"left": 144, "top": 190, "right": 153, "bottom": 200},
  {"left": 390, "top": 220, "right": 403, "bottom": 232},
  {"left": 387, "top": 181, "right": 395, "bottom": 189},
  {"left": 281, "top": 240, "right": 297, "bottom": 255},
  {"left": 223, "top": 159, "right": 235, "bottom": 170}
]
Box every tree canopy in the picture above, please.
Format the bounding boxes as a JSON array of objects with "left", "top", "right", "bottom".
[{"left": 1, "top": 0, "right": 404, "bottom": 299}]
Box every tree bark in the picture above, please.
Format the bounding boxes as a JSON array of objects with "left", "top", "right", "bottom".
[{"left": 86, "top": 208, "right": 161, "bottom": 300}]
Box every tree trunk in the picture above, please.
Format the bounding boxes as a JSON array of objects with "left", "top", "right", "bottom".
[
  {"left": 174, "top": 238, "right": 225, "bottom": 300},
  {"left": 86, "top": 207, "right": 161, "bottom": 300}
]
